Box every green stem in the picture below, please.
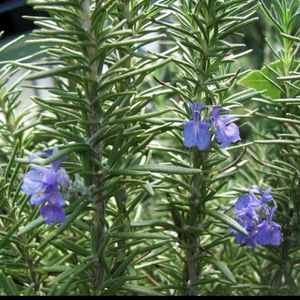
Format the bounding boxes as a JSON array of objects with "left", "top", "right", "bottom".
[
  {"left": 184, "top": 148, "right": 206, "bottom": 295},
  {"left": 186, "top": 249, "right": 198, "bottom": 295},
  {"left": 81, "top": 0, "right": 105, "bottom": 291}
]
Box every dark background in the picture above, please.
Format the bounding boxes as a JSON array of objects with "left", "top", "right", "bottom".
[
  {"left": 0, "top": 0, "right": 41, "bottom": 38},
  {"left": 0, "top": 0, "right": 266, "bottom": 69}
]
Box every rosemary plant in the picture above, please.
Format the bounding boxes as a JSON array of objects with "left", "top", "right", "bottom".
[
  {"left": 0, "top": 0, "right": 299, "bottom": 296},
  {"left": 238, "top": 0, "right": 300, "bottom": 294},
  {"left": 1, "top": 0, "right": 175, "bottom": 295},
  {"left": 151, "top": 0, "right": 259, "bottom": 295}
]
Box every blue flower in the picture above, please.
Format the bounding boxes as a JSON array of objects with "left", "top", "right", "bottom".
[
  {"left": 231, "top": 187, "right": 281, "bottom": 248},
  {"left": 248, "top": 187, "right": 273, "bottom": 211},
  {"left": 22, "top": 147, "right": 70, "bottom": 224},
  {"left": 21, "top": 169, "right": 45, "bottom": 199},
  {"left": 235, "top": 205, "right": 257, "bottom": 226},
  {"left": 233, "top": 195, "right": 259, "bottom": 248},
  {"left": 256, "top": 207, "right": 281, "bottom": 246},
  {"left": 235, "top": 194, "right": 251, "bottom": 211},
  {"left": 260, "top": 187, "right": 273, "bottom": 205},
  {"left": 248, "top": 190, "right": 262, "bottom": 210},
  {"left": 183, "top": 102, "right": 211, "bottom": 151},
  {"left": 211, "top": 108, "right": 240, "bottom": 148},
  {"left": 235, "top": 224, "right": 257, "bottom": 248},
  {"left": 40, "top": 204, "right": 65, "bottom": 224}
]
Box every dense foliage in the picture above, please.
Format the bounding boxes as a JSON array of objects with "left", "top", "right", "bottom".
[{"left": 0, "top": 0, "right": 299, "bottom": 296}]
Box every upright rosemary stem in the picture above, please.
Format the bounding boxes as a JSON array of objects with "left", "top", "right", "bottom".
[
  {"left": 185, "top": 147, "right": 205, "bottom": 295},
  {"left": 82, "top": 0, "right": 105, "bottom": 290}
]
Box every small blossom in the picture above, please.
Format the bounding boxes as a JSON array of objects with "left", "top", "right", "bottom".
[
  {"left": 233, "top": 194, "right": 259, "bottom": 248},
  {"left": 56, "top": 168, "right": 70, "bottom": 189},
  {"left": 21, "top": 169, "right": 45, "bottom": 199},
  {"left": 249, "top": 186, "right": 273, "bottom": 210},
  {"left": 256, "top": 207, "right": 281, "bottom": 246},
  {"left": 183, "top": 102, "right": 211, "bottom": 151},
  {"left": 211, "top": 108, "right": 240, "bottom": 148},
  {"left": 248, "top": 190, "right": 262, "bottom": 210},
  {"left": 235, "top": 194, "right": 251, "bottom": 211},
  {"left": 40, "top": 204, "right": 65, "bottom": 224},
  {"left": 235, "top": 205, "right": 257, "bottom": 226},
  {"left": 235, "top": 224, "right": 257, "bottom": 249},
  {"left": 231, "top": 187, "right": 281, "bottom": 248},
  {"left": 21, "top": 147, "right": 70, "bottom": 224},
  {"left": 260, "top": 187, "right": 273, "bottom": 205}
]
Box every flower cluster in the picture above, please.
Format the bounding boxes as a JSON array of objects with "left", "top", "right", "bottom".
[
  {"left": 183, "top": 102, "right": 240, "bottom": 150},
  {"left": 21, "top": 147, "right": 70, "bottom": 224},
  {"left": 231, "top": 187, "right": 281, "bottom": 248}
]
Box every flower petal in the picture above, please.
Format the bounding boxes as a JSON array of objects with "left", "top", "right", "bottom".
[
  {"left": 256, "top": 221, "right": 281, "bottom": 246},
  {"left": 234, "top": 225, "right": 257, "bottom": 248},
  {"left": 190, "top": 102, "right": 203, "bottom": 122},
  {"left": 31, "top": 165, "right": 57, "bottom": 186},
  {"left": 50, "top": 190, "right": 65, "bottom": 206},
  {"left": 261, "top": 187, "right": 273, "bottom": 204},
  {"left": 211, "top": 107, "right": 220, "bottom": 119},
  {"left": 40, "top": 204, "right": 65, "bottom": 224},
  {"left": 194, "top": 121, "right": 211, "bottom": 151},
  {"left": 224, "top": 123, "right": 240, "bottom": 142},
  {"left": 30, "top": 192, "right": 50, "bottom": 205},
  {"left": 183, "top": 121, "right": 195, "bottom": 148},
  {"left": 57, "top": 168, "right": 71, "bottom": 189},
  {"left": 235, "top": 194, "right": 251, "bottom": 210},
  {"left": 212, "top": 107, "right": 241, "bottom": 148},
  {"left": 22, "top": 170, "right": 44, "bottom": 195},
  {"left": 216, "top": 122, "right": 240, "bottom": 148}
]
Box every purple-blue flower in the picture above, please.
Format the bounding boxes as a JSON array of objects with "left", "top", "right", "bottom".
[
  {"left": 211, "top": 108, "right": 240, "bottom": 148},
  {"left": 235, "top": 194, "right": 251, "bottom": 211},
  {"left": 235, "top": 205, "right": 257, "bottom": 226},
  {"left": 22, "top": 147, "right": 70, "bottom": 224},
  {"left": 235, "top": 224, "right": 257, "bottom": 248},
  {"left": 248, "top": 190, "right": 262, "bottom": 210},
  {"left": 260, "top": 187, "right": 273, "bottom": 204},
  {"left": 256, "top": 207, "right": 281, "bottom": 246},
  {"left": 231, "top": 187, "right": 281, "bottom": 248},
  {"left": 40, "top": 204, "right": 65, "bottom": 224},
  {"left": 248, "top": 187, "right": 273, "bottom": 211},
  {"left": 233, "top": 194, "right": 259, "bottom": 248},
  {"left": 183, "top": 102, "right": 211, "bottom": 151}
]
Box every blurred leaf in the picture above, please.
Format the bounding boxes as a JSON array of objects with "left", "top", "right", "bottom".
[
  {"left": 202, "top": 256, "right": 236, "bottom": 284},
  {"left": 111, "top": 248, "right": 140, "bottom": 278},
  {"left": 205, "top": 209, "right": 248, "bottom": 235},
  {"left": 18, "top": 217, "right": 44, "bottom": 236},
  {"left": 128, "top": 164, "right": 206, "bottom": 175},
  {"left": 0, "top": 272, "right": 18, "bottom": 295},
  {"left": 238, "top": 61, "right": 283, "bottom": 99}
]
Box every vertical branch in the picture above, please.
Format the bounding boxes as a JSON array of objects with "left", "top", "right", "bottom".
[
  {"left": 185, "top": 148, "right": 201, "bottom": 295},
  {"left": 81, "top": 0, "right": 105, "bottom": 289},
  {"left": 185, "top": 149, "right": 208, "bottom": 295}
]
